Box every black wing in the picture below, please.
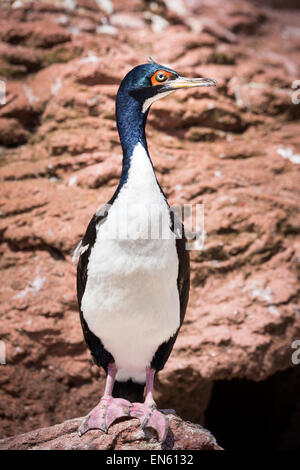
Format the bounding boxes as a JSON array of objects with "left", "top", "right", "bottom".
[
  {"left": 76, "top": 209, "right": 114, "bottom": 371},
  {"left": 150, "top": 215, "right": 190, "bottom": 372}
]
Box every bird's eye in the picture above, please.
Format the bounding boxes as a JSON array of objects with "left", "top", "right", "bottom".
[
  {"left": 150, "top": 69, "right": 171, "bottom": 86},
  {"left": 155, "top": 72, "right": 167, "bottom": 82}
]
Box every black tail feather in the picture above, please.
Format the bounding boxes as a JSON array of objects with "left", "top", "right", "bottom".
[{"left": 112, "top": 379, "right": 144, "bottom": 402}]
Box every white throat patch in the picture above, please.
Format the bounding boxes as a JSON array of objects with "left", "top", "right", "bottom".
[{"left": 142, "top": 90, "right": 174, "bottom": 113}]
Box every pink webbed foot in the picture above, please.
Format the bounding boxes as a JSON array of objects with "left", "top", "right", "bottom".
[
  {"left": 78, "top": 396, "right": 131, "bottom": 436},
  {"left": 130, "top": 400, "right": 168, "bottom": 442}
]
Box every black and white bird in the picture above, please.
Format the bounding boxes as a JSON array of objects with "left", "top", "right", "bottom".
[{"left": 74, "top": 59, "right": 216, "bottom": 442}]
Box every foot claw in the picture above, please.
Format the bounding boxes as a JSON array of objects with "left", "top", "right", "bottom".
[
  {"left": 78, "top": 397, "right": 131, "bottom": 436},
  {"left": 130, "top": 402, "right": 168, "bottom": 442},
  {"left": 144, "top": 409, "right": 168, "bottom": 442}
]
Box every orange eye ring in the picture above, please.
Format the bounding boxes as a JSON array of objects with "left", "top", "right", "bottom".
[{"left": 151, "top": 70, "right": 171, "bottom": 86}]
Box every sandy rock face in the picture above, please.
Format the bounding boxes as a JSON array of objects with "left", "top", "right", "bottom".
[{"left": 0, "top": 0, "right": 300, "bottom": 446}]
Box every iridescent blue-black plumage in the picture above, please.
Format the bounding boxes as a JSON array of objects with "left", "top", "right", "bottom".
[{"left": 116, "top": 61, "right": 179, "bottom": 185}]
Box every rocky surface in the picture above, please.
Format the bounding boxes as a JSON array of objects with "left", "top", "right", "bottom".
[
  {"left": 0, "top": 0, "right": 300, "bottom": 445},
  {"left": 0, "top": 412, "right": 222, "bottom": 450}
]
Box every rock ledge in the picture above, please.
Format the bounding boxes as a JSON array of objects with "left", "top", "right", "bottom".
[{"left": 0, "top": 413, "right": 222, "bottom": 450}]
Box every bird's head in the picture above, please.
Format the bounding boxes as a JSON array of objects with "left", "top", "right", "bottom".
[{"left": 117, "top": 58, "right": 217, "bottom": 113}]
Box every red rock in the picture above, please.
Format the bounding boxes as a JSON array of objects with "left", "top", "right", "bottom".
[
  {"left": 75, "top": 60, "right": 121, "bottom": 86},
  {"left": 77, "top": 0, "right": 102, "bottom": 11},
  {"left": 0, "top": 117, "right": 28, "bottom": 146},
  {"left": 49, "top": 133, "right": 99, "bottom": 156},
  {"left": 0, "top": 414, "right": 222, "bottom": 450},
  {"left": 0, "top": 21, "right": 71, "bottom": 49},
  {"left": 72, "top": 156, "right": 121, "bottom": 188},
  {"left": 149, "top": 97, "right": 245, "bottom": 132},
  {"left": 110, "top": 12, "right": 147, "bottom": 30},
  {"left": 227, "top": 78, "right": 300, "bottom": 118},
  {"left": 0, "top": 41, "right": 44, "bottom": 76},
  {"left": 188, "top": 17, "right": 238, "bottom": 44}
]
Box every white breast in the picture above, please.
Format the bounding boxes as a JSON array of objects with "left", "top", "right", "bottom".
[{"left": 81, "top": 143, "right": 180, "bottom": 383}]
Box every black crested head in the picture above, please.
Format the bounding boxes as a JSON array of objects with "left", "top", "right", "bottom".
[
  {"left": 117, "top": 58, "right": 217, "bottom": 107},
  {"left": 116, "top": 59, "right": 217, "bottom": 163},
  {"left": 117, "top": 59, "right": 179, "bottom": 104}
]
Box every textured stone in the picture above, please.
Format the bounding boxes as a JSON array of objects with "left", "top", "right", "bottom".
[
  {"left": 0, "top": 414, "right": 222, "bottom": 450},
  {"left": 0, "top": 20, "right": 71, "bottom": 48}
]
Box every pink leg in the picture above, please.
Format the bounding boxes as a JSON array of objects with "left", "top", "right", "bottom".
[
  {"left": 78, "top": 363, "right": 131, "bottom": 436},
  {"left": 130, "top": 367, "right": 168, "bottom": 442}
]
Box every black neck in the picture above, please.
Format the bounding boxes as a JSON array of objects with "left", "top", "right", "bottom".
[{"left": 116, "top": 87, "right": 150, "bottom": 185}]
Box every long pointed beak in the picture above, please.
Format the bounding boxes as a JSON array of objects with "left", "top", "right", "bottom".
[{"left": 166, "top": 75, "right": 217, "bottom": 90}]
